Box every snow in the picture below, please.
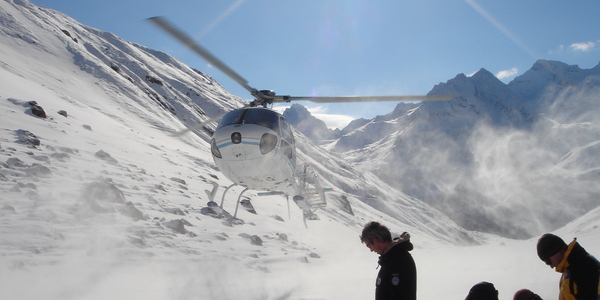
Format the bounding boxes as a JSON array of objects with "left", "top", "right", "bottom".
[
  {"left": 329, "top": 60, "right": 600, "bottom": 239},
  {"left": 1, "top": 1, "right": 599, "bottom": 300}
]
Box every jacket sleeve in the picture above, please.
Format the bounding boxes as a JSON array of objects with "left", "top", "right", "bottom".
[{"left": 572, "top": 254, "right": 600, "bottom": 300}]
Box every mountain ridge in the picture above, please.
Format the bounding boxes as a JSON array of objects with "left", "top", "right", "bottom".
[{"left": 293, "top": 60, "right": 600, "bottom": 238}]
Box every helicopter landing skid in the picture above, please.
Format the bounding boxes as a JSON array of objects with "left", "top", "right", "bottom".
[
  {"left": 293, "top": 195, "right": 322, "bottom": 228},
  {"left": 201, "top": 182, "right": 251, "bottom": 225},
  {"left": 200, "top": 201, "right": 245, "bottom": 226},
  {"left": 201, "top": 201, "right": 233, "bottom": 219}
]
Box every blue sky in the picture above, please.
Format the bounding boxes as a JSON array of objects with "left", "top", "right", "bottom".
[{"left": 30, "top": 0, "right": 600, "bottom": 128}]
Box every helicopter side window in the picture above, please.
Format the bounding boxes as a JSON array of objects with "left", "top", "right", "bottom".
[
  {"left": 217, "top": 109, "right": 245, "bottom": 129},
  {"left": 280, "top": 119, "right": 294, "bottom": 144},
  {"left": 244, "top": 109, "right": 280, "bottom": 132},
  {"left": 280, "top": 140, "right": 293, "bottom": 159},
  {"left": 280, "top": 119, "right": 294, "bottom": 159}
]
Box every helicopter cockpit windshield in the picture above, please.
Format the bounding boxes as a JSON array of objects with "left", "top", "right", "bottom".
[{"left": 217, "top": 108, "right": 280, "bottom": 133}]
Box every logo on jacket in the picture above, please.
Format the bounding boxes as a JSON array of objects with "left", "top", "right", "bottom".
[{"left": 392, "top": 276, "right": 400, "bottom": 286}]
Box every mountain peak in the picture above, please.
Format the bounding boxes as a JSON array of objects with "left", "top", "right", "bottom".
[
  {"left": 282, "top": 104, "right": 340, "bottom": 143},
  {"left": 508, "top": 59, "right": 600, "bottom": 100},
  {"left": 470, "top": 68, "right": 508, "bottom": 89},
  {"left": 531, "top": 59, "right": 577, "bottom": 73},
  {"left": 473, "top": 67, "right": 494, "bottom": 77},
  {"left": 282, "top": 103, "right": 312, "bottom": 122}
]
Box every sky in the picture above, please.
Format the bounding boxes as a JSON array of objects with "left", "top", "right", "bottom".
[{"left": 28, "top": 0, "right": 600, "bottom": 129}]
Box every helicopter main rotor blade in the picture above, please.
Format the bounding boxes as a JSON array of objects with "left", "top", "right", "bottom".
[
  {"left": 171, "top": 112, "right": 226, "bottom": 137},
  {"left": 171, "top": 102, "right": 253, "bottom": 137},
  {"left": 148, "top": 16, "right": 454, "bottom": 107},
  {"left": 273, "top": 94, "right": 454, "bottom": 103},
  {"left": 148, "top": 16, "right": 256, "bottom": 94}
]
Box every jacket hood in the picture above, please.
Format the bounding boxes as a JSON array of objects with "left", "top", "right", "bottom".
[{"left": 382, "top": 232, "right": 414, "bottom": 256}]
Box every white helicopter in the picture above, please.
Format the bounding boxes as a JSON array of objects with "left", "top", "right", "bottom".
[{"left": 149, "top": 16, "right": 451, "bottom": 225}]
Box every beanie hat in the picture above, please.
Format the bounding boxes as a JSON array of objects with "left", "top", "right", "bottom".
[
  {"left": 536, "top": 233, "right": 566, "bottom": 262},
  {"left": 465, "top": 282, "right": 498, "bottom": 300}
]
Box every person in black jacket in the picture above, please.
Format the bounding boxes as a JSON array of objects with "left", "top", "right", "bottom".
[
  {"left": 536, "top": 233, "right": 600, "bottom": 300},
  {"left": 360, "top": 221, "right": 417, "bottom": 300}
]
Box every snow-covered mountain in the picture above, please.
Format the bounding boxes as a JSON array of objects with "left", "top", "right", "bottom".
[
  {"left": 320, "top": 60, "right": 600, "bottom": 238},
  {"left": 282, "top": 104, "right": 341, "bottom": 144},
  {"left": 2, "top": 1, "right": 600, "bottom": 299}
]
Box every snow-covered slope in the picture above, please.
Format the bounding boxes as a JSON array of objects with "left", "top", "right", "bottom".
[
  {"left": 0, "top": 0, "right": 244, "bottom": 141},
  {"left": 1, "top": 1, "right": 600, "bottom": 300}
]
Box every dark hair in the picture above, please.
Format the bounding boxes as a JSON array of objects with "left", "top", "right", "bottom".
[
  {"left": 513, "top": 289, "right": 543, "bottom": 300},
  {"left": 465, "top": 282, "right": 498, "bottom": 300},
  {"left": 360, "top": 221, "right": 392, "bottom": 244}
]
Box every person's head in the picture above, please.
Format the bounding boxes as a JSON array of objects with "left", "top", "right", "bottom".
[
  {"left": 513, "top": 289, "right": 543, "bottom": 300},
  {"left": 465, "top": 282, "right": 499, "bottom": 300},
  {"left": 536, "top": 233, "right": 567, "bottom": 268},
  {"left": 360, "top": 221, "right": 392, "bottom": 254}
]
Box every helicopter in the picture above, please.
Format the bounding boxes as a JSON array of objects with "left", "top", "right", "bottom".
[{"left": 148, "top": 16, "right": 451, "bottom": 225}]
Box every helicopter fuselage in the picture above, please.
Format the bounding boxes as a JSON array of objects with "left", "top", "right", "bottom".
[{"left": 210, "top": 108, "right": 298, "bottom": 193}]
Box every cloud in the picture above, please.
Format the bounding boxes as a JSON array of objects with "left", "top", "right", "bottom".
[
  {"left": 548, "top": 41, "right": 597, "bottom": 55},
  {"left": 311, "top": 112, "right": 355, "bottom": 129},
  {"left": 569, "top": 41, "right": 596, "bottom": 52},
  {"left": 275, "top": 105, "right": 356, "bottom": 129},
  {"left": 305, "top": 106, "right": 355, "bottom": 129},
  {"left": 467, "top": 70, "right": 479, "bottom": 77},
  {"left": 495, "top": 67, "right": 519, "bottom": 80}
]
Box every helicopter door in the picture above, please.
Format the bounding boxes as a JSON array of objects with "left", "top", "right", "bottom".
[{"left": 279, "top": 118, "right": 295, "bottom": 160}]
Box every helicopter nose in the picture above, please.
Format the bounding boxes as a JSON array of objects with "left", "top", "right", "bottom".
[{"left": 231, "top": 132, "right": 242, "bottom": 144}]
